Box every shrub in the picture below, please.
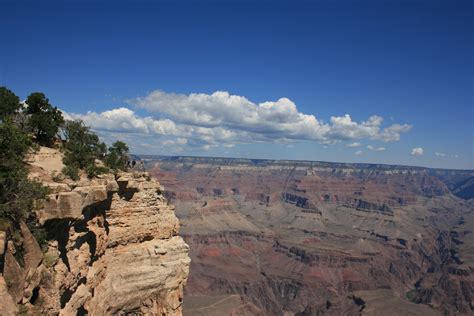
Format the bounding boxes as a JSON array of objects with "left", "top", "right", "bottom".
[
  {"left": 30, "top": 225, "right": 48, "bottom": 251},
  {"left": 18, "top": 304, "right": 28, "bottom": 316},
  {"left": 43, "top": 251, "right": 59, "bottom": 268},
  {"left": 105, "top": 141, "right": 129, "bottom": 171},
  {"left": 51, "top": 171, "right": 64, "bottom": 182},
  {"left": 85, "top": 164, "right": 109, "bottom": 178},
  {"left": 62, "top": 120, "right": 107, "bottom": 179},
  {"left": 62, "top": 165, "right": 79, "bottom": 181}
]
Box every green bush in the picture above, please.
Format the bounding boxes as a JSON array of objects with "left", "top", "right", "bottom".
[
  {"left": 43, "top": 251, "right": 59, "bottom": 268},
  {"left": 51, "top": 171, "right": 64, "bottom": 182},
  {"left": 85, "top": 164, "right": 109, "bottom": 178},
  {"left": 18, "top": 304, "right": 28, "bottom": 316},
  {"left": 62, "top": 120, "right": 107, "bottom": 179},
  {"left": 62, "top": 165, "right": 80, "bottom": 181},
  {"left": 30, "top": 225, "right": 48, "bottom": 251},
  {"left": 406, "top": 289, "right": 417, "bottom": 302},
  {"left": 105, "top": 141, "right": 129, "bottom": 171}
]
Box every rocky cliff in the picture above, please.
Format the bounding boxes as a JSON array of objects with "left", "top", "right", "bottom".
[{"left": 0, "top": 148, "right": 190, "bottom": 315}]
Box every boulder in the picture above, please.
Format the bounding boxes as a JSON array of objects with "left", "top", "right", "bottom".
[
  {"left": 91, "top": 178, "right": 119, "bottom": 192},
  {"left": 20, "top": 221, "right": 43, "bottom": 271},
  {"left": 45, "top": 182, "right": 71, "bottom": 193},
  {"left": 37, "top": 191, "right": 83, "bottom": 224},
  {"left": 79, "top": 185, "right": 108, "bottom": 208},
  {"left": 3, "top": 248, "right": 24, "bottom": 303},
  {"left": 22, "top": 265, "right": 44, "bottom": 304}
]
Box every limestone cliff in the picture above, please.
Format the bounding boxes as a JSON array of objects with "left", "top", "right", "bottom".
[{"left": 0, "top": 148, "right": 190, "bottom": 315}]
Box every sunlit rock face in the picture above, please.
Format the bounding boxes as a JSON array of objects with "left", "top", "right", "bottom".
[
  {"left": 54, "top": 172, "right": 190, "bottom": 316},
  {"left": 0, "top": 151, "right": 190, "bottom": 316},
  {"left": 148, "top": 157, "right": 474, "bottom": 316}
]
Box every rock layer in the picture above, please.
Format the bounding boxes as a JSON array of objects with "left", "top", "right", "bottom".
[{"left": 149, "top": 156, "right": 474, "bottom": 316}]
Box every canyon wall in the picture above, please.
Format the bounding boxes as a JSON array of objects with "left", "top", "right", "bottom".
[
  {"left": 148, "top": 156, "right": 473, "bottom": 315},
  {"left": 0, "top": 149, "right": 190, "bottom": 315}
]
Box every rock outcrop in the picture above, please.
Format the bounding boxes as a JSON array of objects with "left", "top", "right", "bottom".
[{"left": 0, "top": 150, "right": 190, "bottom": 315}]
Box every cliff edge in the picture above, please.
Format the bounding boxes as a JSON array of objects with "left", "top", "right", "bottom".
[{"left": 0, "top": 148, "right": 190, "bottom": 315}]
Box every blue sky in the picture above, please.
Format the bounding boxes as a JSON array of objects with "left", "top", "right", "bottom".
[{"left": 1, "top": 0, "right": 473, "bottom": 169}]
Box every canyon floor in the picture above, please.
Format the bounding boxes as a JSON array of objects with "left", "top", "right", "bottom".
[{"left": 146, "top": 156, "right": 474, "bottom": 316}]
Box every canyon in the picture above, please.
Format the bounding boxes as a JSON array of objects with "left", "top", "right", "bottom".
[{"left": 146, "top": 156, "right": 474, "bottom": 315}]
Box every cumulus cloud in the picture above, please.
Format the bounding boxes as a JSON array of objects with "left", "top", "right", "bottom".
[
  {"left": 64, "top": 107, "right": 251, "bottom": 151},
  {"left": 66, "top": 107, "right": 178, "bottom": 135},
  {"left": 355, "top": 150, "right": 363, "bottom": 155},
  {"left": 131, "top": 90, "right": 411, "bottom": 143},
  {"left": 327, "top": 115, "right": 410, "bottom": 142},
  {"left": 64, "top": 90, "right": 412, "bottom": 152},
  {"left": 411, "top": 147, "right": 424, "bottom": 156},
  {"left": 367, "top": 145, "right": 386, "bottom": 152},
  {"left": 435, "top": 152, "right": 446, "bottom": 157}
]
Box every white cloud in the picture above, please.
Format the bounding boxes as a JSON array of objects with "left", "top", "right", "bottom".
[
  {"left": 347, "top": 142, "right": 361, "bottom": 147},
  {"left": 327, "top": 115, "right": 410, "bottom": 142},
  {"left": 66, "top": 107, "right": 179, "bottom": 135},
  {"left": 64, "top": 107, "right": 251, "bottom": 151},
  {"left": 411, "top": 147, "right": 424, "bottom": 156},
  {"left": 355, "top": 150, "right": 363, "bottom": 155},
  {"left": 435, "top": 152, "right": 446, "bottom": 157},
  {"left": 367, "top": 145, "right": 386, "bottom": 152},
  {"left": 131, "top": 90, "right": 411, "bottom": 143},
  {"left": 63, "top": 90, "right": 412, "bottom": 152}
]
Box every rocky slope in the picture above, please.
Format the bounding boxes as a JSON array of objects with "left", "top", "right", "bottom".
[
  {"left": 147, "top": 156, "right": 473, "bottom": 315},
  {"left": 0, "top": 148, "right": 190, "bottom": 315}
]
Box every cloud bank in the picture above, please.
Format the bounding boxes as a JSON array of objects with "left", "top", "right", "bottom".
[{"left": 66, "top": 90, "right": 412, "bottom": 152}]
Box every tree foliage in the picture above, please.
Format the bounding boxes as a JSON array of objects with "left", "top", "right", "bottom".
[
  {"left": 26, "top": 92, "right": 64, "bottom": 146},
  {"left": 0, "top": 91, "right": 47, "bottom": 223},
  {"left": 62, "top": 120, "right": 107, "bottom": 179},
  {"left": 105, "top": 141, "right": 129, "bottom": 171},
  {"left": 0, "top": 86, "right": 21, "bottom": 120}
]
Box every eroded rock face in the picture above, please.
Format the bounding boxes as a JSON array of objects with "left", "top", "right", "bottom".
[
  {"left": 149, "top": 157, "right": 474, "bottom": 316},
  {"left": 1, "top": 171, "right": 190, "bottom": 315},
  {"left": 0, "top": 276, "right": 17, "bottom": 315}
]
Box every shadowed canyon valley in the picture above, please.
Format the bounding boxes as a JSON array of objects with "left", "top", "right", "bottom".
[{"left": 145, "top": 156, "right": 474, "bottom": 315}]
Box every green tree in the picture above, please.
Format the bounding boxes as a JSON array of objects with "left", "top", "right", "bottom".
[
  {"left": 0, "top": 86, "right": 21, "bottom": 120},
  {"left": 62, "top": 120, "right": 107, "bottom": 179},
  {"left": 105, "top": 141, "right": 129, "bottom": 171},
  {"left": 0, "top": 117, "right": 47, "bottom": 223},
  {"left": 26, "top": 92, "right": 64, "bottom": 146}
]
